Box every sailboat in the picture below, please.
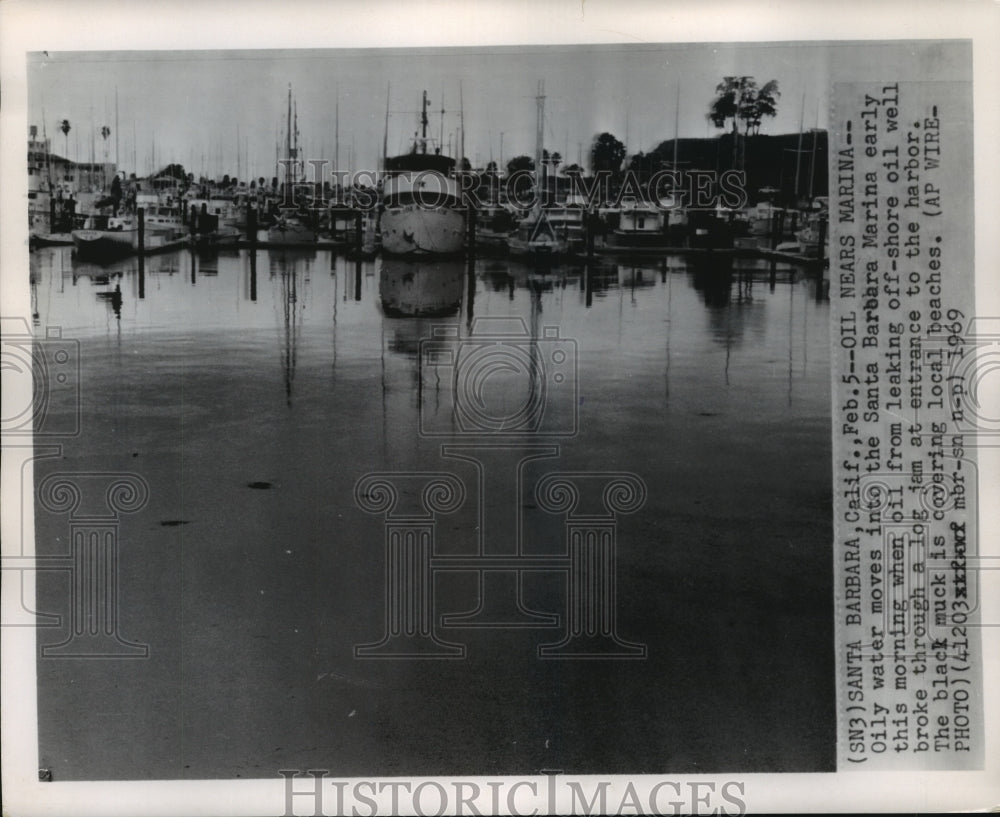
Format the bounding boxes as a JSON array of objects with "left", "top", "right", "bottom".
[
  {"left": 506, "top": 81, "right": 569, "bottom": 261},
  {"left": 380, "top": 90, "right": 465, "bottom": 256},
  {"left": 268, "top": 86, "right": 318, "bottom": 246}
]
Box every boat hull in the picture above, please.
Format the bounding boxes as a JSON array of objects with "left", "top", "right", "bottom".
[
  {"left": 72, "top": 229, "right": 137, "bottom": 259},
  {"left": 267, "top": 222, "right": 317, "bottom": 245},
  {"left": 380, "top": 205, "right": 465, "bottom": 256},
  {"left": 606, "top": 230, "right": 670, "bottom": 248}
]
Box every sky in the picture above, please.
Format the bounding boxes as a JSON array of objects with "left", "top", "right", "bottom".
[{"left": 27, "top": 43, "right": 845, "bottom": 180}]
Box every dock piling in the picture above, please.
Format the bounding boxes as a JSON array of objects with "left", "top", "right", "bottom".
[
  {"left": 247, "top": 206, "right": 257, "bottom": 248},
  {"left": 816, "top": 217, "right": 827, "bottom": 261},
  {"left": 467, "top": 205, "right": 477, "bottom": 250},
  {"left": 770, "top": 210, "right": 785, "bottom": 250},
  {"left": 137, "top": 208, "right": 145, "bottom": 255},
  {"left": 249, "top": 247, "right": 257, "bottom": 302}
]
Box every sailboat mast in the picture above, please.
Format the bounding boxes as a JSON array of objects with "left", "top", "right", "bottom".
[
  {"left": 114, "top": 87, "right": 119, "bottom": 171},
  {"left": 673, "top": 83, "right": 680, "bottom": 170},
  {"left": 420, "top": 90, "right": 429, "bottom": 152},
  {"left": 42, "top": 112, "right": 53, "bottom": 193},
  {"left": 793, "top": 92, "right": 805, "bottom": 203},
  {"left": 808, "top": 100, "right": 819, "bottom": 201},
  {"left": 459, "top": 81, "right": 465, "bottom": 168},
  {"left": 382, "top": 83, "right": 390, "bottom": 171},
  {"left": 286, "top": 84, "right": 292, "bottom": 190},
  {"left": 535, "top": 80, "right": 545, "bottom": 203}
]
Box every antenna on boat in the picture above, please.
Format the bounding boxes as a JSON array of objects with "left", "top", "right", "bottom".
[
  {"left": 114, "top": 86, "right": 119, "bottom": 172},
  {"left": 286, "top": 83, "right": 293, "bottom": 190},
  {"left": 808, "top": 97, "right": 819, "bottom": 201},
  {"left": 794, "top": 91, "right": 805, "bottom": 204},
  {"left": 439, "top": 84, "right": 445, "bottom": 152},
  {"left": 382, "top": 83, "right": 390, "bottom": 172},
  {"left": 459, "top": 81, "right": 465, "bottom": 168}
]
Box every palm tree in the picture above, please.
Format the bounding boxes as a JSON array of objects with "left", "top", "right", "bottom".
[
  {"left": 746, "top": 81, "right": 780, "bottom": 136},
  {"left": 60, "top": 119, "right": 71, "bottom": 158}
]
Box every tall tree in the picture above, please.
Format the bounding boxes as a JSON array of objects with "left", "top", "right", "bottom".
[
  {"left": 708, "top": 77, "right": 780, "bottom": 169},
  {"left": 506, "top": 155, "right": 534, "bottom": 174},
  {"left": 590, "top": 132, "right": 626, "bottom": 174}
]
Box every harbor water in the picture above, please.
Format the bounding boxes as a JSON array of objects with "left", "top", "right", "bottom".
[{"left": 31, "top": 245, "right": 833, "bottom": 778}]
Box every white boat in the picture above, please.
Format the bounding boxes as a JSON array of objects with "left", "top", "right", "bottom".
[
  {"left": 607, "top": 197, "right": 665, "bottom": 247},
  {"left": 136, "top": 197, "right": 187, "bottom": 237},
  {"left": 507, "top": 206, "right": 568, "bottom": 258},
  {"left": 748, "top": 201, "right": 785, "bottom": 236},
  {"left": 72, "top": 201, "right": 188, "bottom": 260},
  {"left": 380, "top": 91, "right": 465, "bottom": 257},
  {"left": 545, "top": 204, "right": 586, "bottom": 253}
]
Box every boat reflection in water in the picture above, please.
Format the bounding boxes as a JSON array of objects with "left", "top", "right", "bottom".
[
  {"left": 378, "top": 257, "right": 465, "bottom": 318},
  {"left": 688, "top": 253, "right": 735, "bottom": 308}
]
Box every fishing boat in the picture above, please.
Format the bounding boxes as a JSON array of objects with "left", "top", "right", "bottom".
[
  {"left": 72, "top": 197, "right": 188, "bottom": 260},
  {"left": 606, "top": 197, "right": 665, "bottom": 248},
  {"left": 71, "top": 213, "right": 139, "bottom": 259},
  {"left": 380, "top": 91, "right": 465, "bottom": 256},
  {"left": 473, "top": 202, "right": 517, "bottom": 252},
  {"left": 187, "top": 196, "right": 243, "bottom": 243}
]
